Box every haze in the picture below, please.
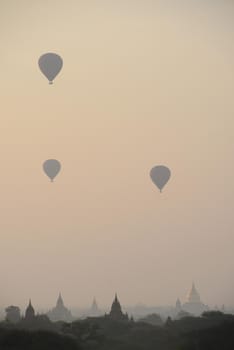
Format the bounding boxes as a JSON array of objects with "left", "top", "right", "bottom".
[{"left": 0, "top": 0, "right": 234, "bottom": 311}]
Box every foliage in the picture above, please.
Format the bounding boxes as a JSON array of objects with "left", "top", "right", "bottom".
[
  {"left": 0, "top": 329, "right": 80, "bottom": 350},
  {"left": 1, "top": 312, "right": 234, "bottom": 350}
]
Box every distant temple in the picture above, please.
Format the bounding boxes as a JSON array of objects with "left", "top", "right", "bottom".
[
  {"left": 25, "top": 300, "right": 35, "bottom": 321},
  {"left": 181, "top": 283, "right": 208, "bottom": 316},
  {"left": 108, "top": 294, "right": 128, "bottom": 321},
  {"left": 88, "top": 298, "right": 101, "bottom": 317},
  {"left": 175, "top": 298, "right": 182, "bottom": 312},
  {"left": 186, "top": 283, "right": 201, "bottom": 303},
  {"left": 47, "top": 294, "right": 73, "bottom": 322},
  {"left": 21, "top": 300, "right": 52, "bottom": 329}
]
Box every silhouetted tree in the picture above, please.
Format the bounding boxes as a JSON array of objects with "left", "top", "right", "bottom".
[{"left": 5, "top": 306, "right": 21, "bottom": 324}]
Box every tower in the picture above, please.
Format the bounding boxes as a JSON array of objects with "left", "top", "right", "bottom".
[
  {"left": 89, "top": 297, "right": 100, "bottom": 316},
  {"left": 175, "top": 298, "right": 182, "bottom": 311},
  {"left": 182, "top": 283, "right": 208, "bottom": 316},
  {"left": 109, "top": 294, "right": 128, "bottom": 321},
  {"left": 186, "top": 283, "right": 201, "bottom": 303},
  {"left": 25, "top": 300, "right": 35, "bottom": 321},
  {"left": 56, "top": 293, "right": 64, "bottom": 308},
  {"left": 47, "top": 293, "right": 73, "bottom": 322}
]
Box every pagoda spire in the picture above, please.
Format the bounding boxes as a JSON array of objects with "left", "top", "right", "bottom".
[
  {"left": 25, "top": 299, "right": 35, "bottom": 320},
  {"left": 56, "top": 293, "right": 64, "bottom": 307},
  {"left": 92, "top": 297, "right": 98, "bottom": 310},
  {"left": 109, "top": 293, "right": 128, "bottom": 321},
  {"left": 186, "top": 282, "right": 201, "bottom": 303}
]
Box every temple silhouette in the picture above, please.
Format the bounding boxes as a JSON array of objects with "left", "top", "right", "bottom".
[
  {"left": 108, "top": 293, "right": 128, "bottom": 321},
  {"left": 174, "top": 283, "right": 209, "bottom": 317},
  {"left": 3, "top": 283, "right": 211, "bottom": 324},
  {"left": 47, "top": 293, "right": 73, "bottom": 322},
  {"left": 25, "top": 299, "right": 35, "bottom": 321},
  {"left": 88, "top": 297, "right": 101, "bottom": 317}
]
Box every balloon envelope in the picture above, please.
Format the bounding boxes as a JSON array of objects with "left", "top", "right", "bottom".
[
  {"left": 43, "top": 159, "right": 61, "bottom": 182},
  {"left": 38, "top": 53, "right": 63, "bottom": 84},
  {"left": 150, "top": 166, "right": 171, "bottom": 192}
]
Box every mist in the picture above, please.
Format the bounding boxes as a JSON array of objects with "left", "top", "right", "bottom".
[{"left": 0, "top": 0, "right": 234, "bottom": 312}]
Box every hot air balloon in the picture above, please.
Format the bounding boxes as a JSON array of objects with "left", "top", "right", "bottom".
[
  {"left": 150, "top": 165, "right": 171, "bottom": 193},
  {"left": 38, "top": 53, "right": 63, "bottom": 84},
  {"left": 43, "top": 159, "right": 61, "bottom": 182}
]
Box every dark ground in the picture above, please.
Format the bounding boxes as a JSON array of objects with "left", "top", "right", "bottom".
[{"left": 0, "top": 311, "right": 234, "bottom": 350}]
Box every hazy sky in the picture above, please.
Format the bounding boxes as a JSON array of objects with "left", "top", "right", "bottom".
[{"left": 0, "top": 0, "right": 234, "bottom": 311}]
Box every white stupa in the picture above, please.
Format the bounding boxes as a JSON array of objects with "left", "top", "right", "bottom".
[
  {"left": 47, "top": 293, "right": 73, "bottom": 322},
  {"left": 182, "top": 283, "right": 208, "bottom": 316},
  {"left": 186, "top": 283, "right": 201, "bottom": 303}
]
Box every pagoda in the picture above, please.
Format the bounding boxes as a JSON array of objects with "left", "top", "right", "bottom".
[
  {"left": 109, "top": 294, "right": 128, "bottom": 321},
  {"left": 182, "top": 283, "right": 208, "bottom": 316},
  {"left": 47, "top": 293, "right": 73, "bottom": 322}
]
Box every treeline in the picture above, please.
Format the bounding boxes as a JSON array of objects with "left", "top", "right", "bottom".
[
  {"left": 60, "top": 311, "right": 234, "bottom": 349},
  {"left": 0, "top": 328, "right": 80, "bottom": 350},
  {"left": 0, "top": 311, "right": 234, "bottom": 349},
  {"left": 180, "top": 321, "right": 234, "bottom": 350}
]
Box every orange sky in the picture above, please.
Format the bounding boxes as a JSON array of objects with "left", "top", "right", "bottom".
[{"left": 0, "top": 0, "right": 234, "bottom": 310}]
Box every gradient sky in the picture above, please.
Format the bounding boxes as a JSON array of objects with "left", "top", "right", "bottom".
[{"left": 0, "top": 0, "right": 234, "bottom": 311}]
